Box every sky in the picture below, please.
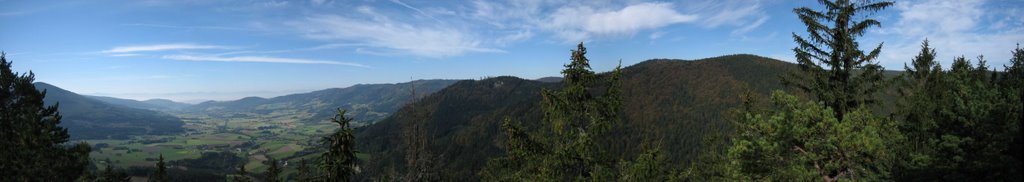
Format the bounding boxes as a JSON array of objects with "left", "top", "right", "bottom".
[{"left": 2, "top": 0, "right": 1022, "bottom": 102}]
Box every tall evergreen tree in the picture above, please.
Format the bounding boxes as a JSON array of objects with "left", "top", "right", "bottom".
[
  {"left": 148, "top": 154, "right": 169, "bottom": 182},
  {"left": 0, "top": 53, "right": 92, "bottom": 181},
  {"left": 320, "top": 109, "right": 358, "bottom": 182},
  {"left": 784, "top": 0, "right": 894, "bottom": 120},
  {"left": 1003, "top": 44, "right": 1024, "bottom": 177},
  {"left": 265, "top": 158, "right": 282, "bottom": 182},
  {"left": 231, "top": 165, "right": 252, "bottom": 182},
  {"left": 893, "top": 40, "right": 944, "bottom": 178},
  {"left": 297, "top": 158, "right": 311, "bottom": 182},
  {"left": 480, "top": 42, "right": 626, "bottom": 181}
]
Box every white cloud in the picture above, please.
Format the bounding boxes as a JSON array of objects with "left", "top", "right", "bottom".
[
  {"left": 289, "top": 14, "right": 503, "bottom": 58},
  {"left": 162, "top": 55, "right": 368, "bottom": 67},
  {"left": 878, "top": 0, "right": 1024, "bottom": 69},
  {"left": 732, "top": 16, "right": 769, "bottom": 35},
  {"left": 102, "top": 43, "right": 231, "bottom": 53},
  {"left": 542, "top": 2, "right": 697, "bottom": 42}
]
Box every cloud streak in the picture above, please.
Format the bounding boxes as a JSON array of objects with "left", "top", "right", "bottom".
[
  {"left": 162, "top": 55, "right": 369, "bottom": 67},
  {"left": 102, "top": 43, "right": 232, "bottom": 53},
  {"left": 543, "top": 2, "right": 697, "bottom": 42},
  {"left": 289, "top": 13, "right": 503, "bottom": 58}
]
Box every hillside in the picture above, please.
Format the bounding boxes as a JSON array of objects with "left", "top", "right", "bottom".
[
  {"left": 185, "top": 79, "right": 460, "bottom": 124},
  {"left": 33, "top": 82, "right": 186, "bottom": 139},
  {"left": 87, "top": 95, "right": 191, "bottom": 111},
  {"left": 354, "top": 54, "right": 796, "bottom": 180}
]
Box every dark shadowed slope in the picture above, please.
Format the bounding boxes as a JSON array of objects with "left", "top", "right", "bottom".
[
  {"left": 186, "top": 79, "right": 460, "bottom": 124},
  {"left": 87, "top": 95, "right": 191, "bottom": 111},
  {"left": 34, "top": 82, "right": 185, "bottom": 139},
  {"left": 354, "top": 54, "right": 796, "bottom": 180}
]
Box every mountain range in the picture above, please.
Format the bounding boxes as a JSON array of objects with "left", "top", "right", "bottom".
[
  {"left": 42, "top": 79, "right": 460, "bottom": 140},
  {"left": 182, "top": 79, "right": 459, "bottom": 124},
  {"left": 34, "top": 82, "right": 186, "bottom": 139},
  {"left": 87, "top": 95, "right": 192, "bottom": 111},
  {"left": 354, "top": 54, "right": 796, "bottom": 179},
  {"left": 40, "top": 54, "right": 801, "bottom": 178}
]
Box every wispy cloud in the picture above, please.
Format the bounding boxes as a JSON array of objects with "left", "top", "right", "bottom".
[
  {"left": 289, "top": 13, "right": 503, "bottom": 58},
  {"left": 102, "top": 43, "right": 232, "bottom": 53},
  {"left": 390, "top": 0, "right": 440, "bottom": 22},
  {"left": 162, "top": 54, "right": 368, "bottom": 67},
  {"left": 542, "top": 2, "right": 697, "bottom": 42},
  {"left": 123, "top": 23, "right": 253, "bottom": 31}
]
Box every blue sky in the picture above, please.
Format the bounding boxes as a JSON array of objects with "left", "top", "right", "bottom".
[{"left": 2, "top": 0, "right": 1021, "bottom": 102}]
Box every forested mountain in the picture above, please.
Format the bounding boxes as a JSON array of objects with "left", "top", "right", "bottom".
[
  {"left": 355, "top": 54, "right": 795, "bottom": 180},
  {"left": 33, "top": 82, "right": 185, "bottom": 139},
  {"left": 185, "top": 79, "right": 459, "bottom": 124},
  {"left": 88, "top": 95, "right": 191, "bottom": 111}
]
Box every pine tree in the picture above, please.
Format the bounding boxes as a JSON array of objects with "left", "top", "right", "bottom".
[
  {"left": 893, "top": 40, "right": 945, "bottom": 179},
  {"left": 148, "top": 154, "right": 169, "bottom": 182},
  {"left": 1003, "top": 44, "right": 1024, "bottom": 178},
  {"left": 265, "top": 158, "right": 282, "bottom": 182},
  {"left": 480, "top": 42, "right": 625, "bottom": 181},
  {"left": 727, "top": 91, "right": 901, "bottom": 181},
  {"left": 297, "top": 158, "right": 311, "bottom": 182},
  {"left": 0, "top": 53, "right": 92, "bottom": 181},
  {"left": 320, "top": 108, "right": 357, "bottom": 182},
  {"left": 916, "top": 55, "right": 1020, "bottom": 180},
  {"left": 784, "top": 0, "right": 894, "bottom": 120},
  {"left": 231, "top": 165, "right": 252, "bottom": 182},
  {"left": 100, "top": 165, "right": 131, "bottom": 182}
]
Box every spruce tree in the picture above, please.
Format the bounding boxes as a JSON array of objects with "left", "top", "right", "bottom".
[
  {"left": 0, "top": 53, "right": 92, "bottom": 181},
  {"left": 784, "top": 0, "right": 894, "bottom": 120},
  {"left": 1004, "top": 44, "right": 1024, "bottom": 177},
  {"left": 148, "top": 154, "right": 169, "bottom": 182},
  {"left": 231, "top": 165, "right": 252, "bottom": 182},
  {"left": 480, "top": 42, "right": 625, "bottom": 181},
  {"left": 320, "top": 108, "right": 357, "bottom": 182},
  {"left": 265, "top": 158, "right": 282, "bottom": 182},
  {"left": 893, "top": 40, "right": 944, "bottom": 179},
  {"left": 297, "top": 158, "right": 311, "bottom": 182}
]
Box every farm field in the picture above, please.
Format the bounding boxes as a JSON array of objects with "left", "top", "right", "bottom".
[{"left": 80, "top": 109, "right": 340, "bottom": 174}]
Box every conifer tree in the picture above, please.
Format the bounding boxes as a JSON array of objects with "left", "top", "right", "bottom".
[
  {"left": 265, "top": 158, "right": 282, "bottom": 182},
  {"left": 148, "top": 154, "right": 169, "bottom": 182},
  {"left": 100, "top": 165, "right": 131, "bottom": 182},
  {"left": 892, "top": 40, "right": 947, "bottom": 179},
  {"left": 0, "top": 53, "right": 92, "bottom": 181},
  {"left": 320, "top": 109, "right": 357, "bottom": 182},
  {"left": 297, "top": 158, "right": 311, "bottom": 182},
  {"left": 1003, "top": 44, "right": 1024, "bottom": 175},
  {"left": 231, "top": 165, "right": 252, "bottom": 182},
  {"left": 784, "top": 0, "right": 894, "bottom": 120},
  {"left": 727, "top": 91, "right": 900, "bottom": 181},
  {"left": 480, "top": 42, "right": 625, "bottom": 181}
]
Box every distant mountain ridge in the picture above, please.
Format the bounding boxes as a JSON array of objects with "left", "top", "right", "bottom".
[
  {"left": 355, "top": 54, "right": 797, "bottom": 179},
  {"left": 87, "top": 95, "right": 192, "bottom": 111},
  {"left": 185, "top": 79, "right": 461, "bottom": 124},
  {"left": 33, "top": 82, "right": 186, "bottom": 139}
]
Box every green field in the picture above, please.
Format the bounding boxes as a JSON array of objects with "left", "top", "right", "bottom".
[{"left": 78, "top": 109, "right": 337, "bottom": 174}]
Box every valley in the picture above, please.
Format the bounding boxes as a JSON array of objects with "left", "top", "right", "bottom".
[{"left": 83, "top": 109, "right": 333, "bottom": 176}]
